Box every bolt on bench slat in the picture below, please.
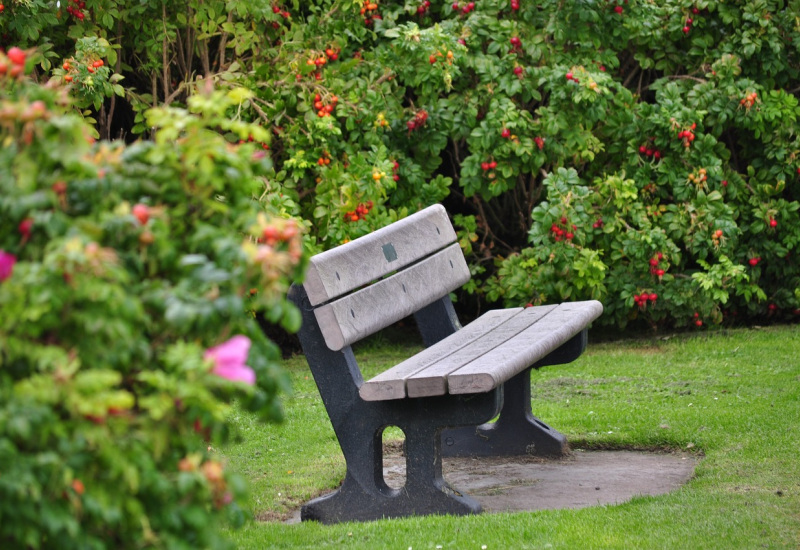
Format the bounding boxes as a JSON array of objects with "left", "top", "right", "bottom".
[{"left": 303, "top": 204, "right": 456, "bottom": 306}]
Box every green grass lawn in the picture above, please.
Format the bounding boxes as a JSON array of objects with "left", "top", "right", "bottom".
[{"left": 219, "top": 325, "right": 800, "bottom": 549}]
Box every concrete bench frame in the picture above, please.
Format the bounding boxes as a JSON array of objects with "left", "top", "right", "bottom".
[{"left": 288, "top": 204, "right": 603, "bottom": 524}]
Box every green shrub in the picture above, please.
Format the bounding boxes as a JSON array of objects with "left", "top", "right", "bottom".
[
  {"left": 4, "top": 2, "right": 800, "bottom": 323},
  {"left": 0, "top": 52, "right": 304, "bottom": 549}
]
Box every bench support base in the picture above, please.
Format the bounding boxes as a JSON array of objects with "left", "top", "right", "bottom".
[
  {"left": 441, "top": 369, "right": 568, "bottom": 457},
  {"left": 440, "top": 330, "right": 588, "bottom": 458},
  {"left": 290, "top": 285, "right": 504, "bottom": 524},
  {"left": 300, "top": 390, "right": 502, "bottom": 524}
]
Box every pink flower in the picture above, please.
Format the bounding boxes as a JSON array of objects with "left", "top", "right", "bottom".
[
  {"left": 0, "top": 251, "right": 16, "bottom": 282},
  {"left": 204, "top": 335, "right": 256, "bottom": 385}
]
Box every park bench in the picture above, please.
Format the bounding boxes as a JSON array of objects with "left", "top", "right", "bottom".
[{"left": 287, "top": 204, "right": 603, "bottom": 524}]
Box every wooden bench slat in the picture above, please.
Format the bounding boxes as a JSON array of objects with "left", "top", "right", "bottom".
[
  {"left": 446, "top": 301, "right": 604, "bottom": 394},
  {"left": 405, "top": 305, "right": 558, "bottom": 398},
  {"left": 359, "top": 309, "right": 520, "bottom": 401},
  {"left": 304, "top": 204, "right": 456, "bottom": 306},
  {"left": 313, "top": 243, "right": 470, "bottom": 351}
]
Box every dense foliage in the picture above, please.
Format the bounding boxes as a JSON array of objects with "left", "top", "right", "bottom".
[
  {"left": 2, "top": 0, "right": 800, "bottom": 544},
  {"left": 4, "top": 0, "right": 800, "bottom": 328},
  {"left": 0, "top": 50, "right": 304, "bottom": 548}
]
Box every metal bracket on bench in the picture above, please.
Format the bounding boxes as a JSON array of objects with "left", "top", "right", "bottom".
[{"left": 440, "top": 330, "right": 588, "bottom": 458}]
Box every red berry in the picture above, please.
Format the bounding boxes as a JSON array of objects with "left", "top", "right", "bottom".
[
  {"left": 682, "top": 26, "right": 691, "bottom": 33},
  {"left": 565, "top": 72, "right": 573, "bottom": 80},
  {"left": 639, "top": 145, "right": 647, "bottom": 154},
  {"left": 721, "top": 180, "right": 728, "bottom": 187},
  {"left": 7, "top": 47, "right": 26, "bottom": 66},
  {"left": 132, "top": 203, "right": 150, "bottom": 225},
  {"left": 695, "top": 319, "right": 703, "bottom": 327},
  {"left": 748, "top": 257, "right": 759, "bottom": 266},
  {"left": 481, "top": 162, "right": 490, "bottom": 171},
  {"left": 649, "top": 257, "right": 659, "bottom": 267},
  {"left": 488, "top": 160, "right": 497, "bottom": 169},
  {"left": 656, "top": 269, "right": 665, "bottom": 277},
  {"left": 513, "top": 66, "right": 523, "bottom": 75},
  {"left": 19, "top": 217, "right": 34, "bottom": 237},
  {"left": 614, "top": 5, "right": 623, "bottom": 14},
  {"left": 769, "top": 219, "right": 778, "bottom": 228},
  {"left": 501, "top": 128, "right": 511, "bottom": 138},
  {"left": 649, "top": 293, "right": 658, "bottom": 301}
]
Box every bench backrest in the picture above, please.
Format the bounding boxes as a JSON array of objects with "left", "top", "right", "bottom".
[{"left": 303, "top": 204, "right": 470, "bottom": 351}]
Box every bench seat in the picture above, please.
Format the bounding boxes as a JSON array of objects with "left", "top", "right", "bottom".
[{"left": 361, "top": 301, "right": 603, "bottom": 401}]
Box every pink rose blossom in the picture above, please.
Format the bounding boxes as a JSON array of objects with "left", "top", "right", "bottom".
[
  {"left": 204, "top": 335, "right": 256, "bottom": 385},
  {"left": 0, "top": 251, "right": 16, "bottom": 282}
]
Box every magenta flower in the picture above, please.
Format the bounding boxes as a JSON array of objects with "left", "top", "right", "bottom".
[
  {"left": 0, "top": 251, "right": 16, "bottom": 282},
  {"left": 204, "top": 335, "right": 256, "bottom": 385}
]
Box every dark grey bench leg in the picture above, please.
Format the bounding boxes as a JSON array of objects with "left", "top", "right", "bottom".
[
  {"left": 300, "top": 392, "right": 502, "bottom": 524},
  {"left": 440, "top": 368, "right": 568, "bottom": 457},
  {"left": 440, "top": 330, "right": 589, "bottom": 458},
  {"left": 289, "top": 285, "right": 503, "bottom": 524}
]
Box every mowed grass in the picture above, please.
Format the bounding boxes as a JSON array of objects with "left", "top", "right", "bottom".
[{"left": 219, "top": 325, "right": 800, "bottom": 549}]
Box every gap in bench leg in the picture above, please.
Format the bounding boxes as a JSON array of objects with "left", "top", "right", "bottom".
[{"left": 381, "top": 425, "right": 407, "bottom": 490}]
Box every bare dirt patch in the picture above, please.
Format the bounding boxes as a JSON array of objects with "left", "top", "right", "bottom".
[{"left": 282, "top": 448, "right": 698, "bottom": 523}]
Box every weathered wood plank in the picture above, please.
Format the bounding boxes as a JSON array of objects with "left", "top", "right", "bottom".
[
  {"left": 359, "top": 309, "right": 520, "bottom": 401},
  {"left": 446, "top": 301, "right": 604, "bottom": 394},
  {"left": 303, "top": 204, "right": 456, "bottom": 306},
  {"left": 405, "top": 305, "right": 558, "bottom": 397},
  {"left": 313, "top": 243, "right": 470, "bottom": 351}
]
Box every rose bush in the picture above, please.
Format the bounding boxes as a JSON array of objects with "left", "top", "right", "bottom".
[{"left": 0, "top": 52, "right": 304, "bottom": 548}]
